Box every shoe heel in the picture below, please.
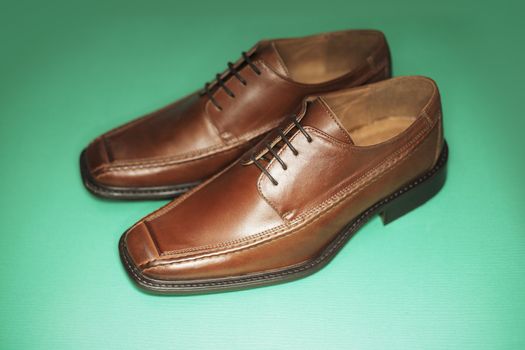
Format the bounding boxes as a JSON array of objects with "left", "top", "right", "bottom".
[{"left": 380, "top": 143, "right": 448, "bottom": 225}]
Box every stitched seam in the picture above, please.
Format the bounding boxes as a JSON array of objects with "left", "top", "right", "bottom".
[
  {"left": 147, "top": 126, "right": 429, "bottom": 262},
  {"left": 99, "top": 144, "right": 228, "bottom": 169},
  {"left": 95, "top": 121, "right": 279, "bottom": 174},
  {"left": 143, "top": 131, "right": 428, "bottom": 270},
  {"left": 93, "top": 144, "right": 246, "bottom": 176},
  {"left": 123, "top": 56, "right": 382, "bottom": 174},
  {"left": 151, "top": 91, "right": 436, "bottom": 258},
  {"left": 257, "top": 128, "right": 352, "bottom": 221},
  {"left": 124, "top": 167, "right": 236, "bottom": 264},
  {"left": 156, "top": 128, "right": 354, "bottom": 257},
  {"left": 124, "top": 143, "right": 447, "bottom": 288},
  {"left": 293, "top": 127, "right": 429, "bottom": 221},
  {"left": 97, "top": 40, "right": 388, "bottom": 168},
  {"left": 158, "top": 129, "right": 425, "bottom": 257}
]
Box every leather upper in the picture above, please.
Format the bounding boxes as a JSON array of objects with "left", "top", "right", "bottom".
[
  {"left": 121, "top": 76, "right": 444, "bottom": 281},
  {"left": 84, "top": 30, "right": 391, "bottom": 188}
]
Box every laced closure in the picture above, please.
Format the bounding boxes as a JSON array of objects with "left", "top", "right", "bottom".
[
  {"left": 250, "top": 116, "right": 313, "bottom": 186},
  {"left": 203, "top": 51, "right": 261, "bottom": 110}
]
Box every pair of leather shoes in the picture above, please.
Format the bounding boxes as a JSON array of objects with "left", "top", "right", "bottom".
[{"left": 81, "top": 29, "right": 447, "bottom": 294}]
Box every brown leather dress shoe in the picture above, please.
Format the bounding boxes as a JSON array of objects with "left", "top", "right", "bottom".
[
  {"left": 81, "top": 30, "right": 391, "bottom": 199},
  {"left": 119, "top": 76, "right": 448, "bottom": 294}
]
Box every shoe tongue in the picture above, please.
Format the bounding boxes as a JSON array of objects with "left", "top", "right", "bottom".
[
  {"left": 298, "top": 98, "right": 355, "bottom": 144},
  {"left": 253, "top": 40, "right": 290, "bottom": 77}
]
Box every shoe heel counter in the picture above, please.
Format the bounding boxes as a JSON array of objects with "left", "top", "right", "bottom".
[
  {"left": 364, "top": 32, "right": 392, "bottom": 84},
  {"left": 426, "top": 81, "right": 445, "bottom": 168},
  {"left": 380, "top": 77, "right": 447, "bottom": 225},
  {"left": 380, "top": 141, "right": 448, "bottom": 225}
]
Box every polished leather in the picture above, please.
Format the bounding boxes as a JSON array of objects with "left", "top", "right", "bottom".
[
  {"left": 120, "top": 76, "right": 444, "bottom": 286},
  {"left": 82, "top": 30, "right": 391, "bottom": 192}
]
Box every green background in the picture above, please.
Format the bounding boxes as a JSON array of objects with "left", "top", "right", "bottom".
[{"left": 1, "top": 0, "right": 524, "bottom": 348}]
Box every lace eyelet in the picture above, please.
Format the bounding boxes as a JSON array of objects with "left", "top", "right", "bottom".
[
  {"left": 250, "top": 114, "right": 312, "bottom": 184},
  {"left": 204, "top": 51, "right": 260, "bottom": 109}
]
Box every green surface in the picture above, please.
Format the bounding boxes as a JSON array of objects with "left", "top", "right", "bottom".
[{"left": 1, "top": 0, "right": 524, "bottom": 349}]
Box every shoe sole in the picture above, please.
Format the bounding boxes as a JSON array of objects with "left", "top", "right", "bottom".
[
  {"left": 119, "top": 141, "right": 448, "bottom": 294},
  {"left": 79, "top": 150, "right": 200, "bottom": 200}
]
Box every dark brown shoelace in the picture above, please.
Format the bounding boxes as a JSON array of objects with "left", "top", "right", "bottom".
[
  {"left": 251, "top": 116, "right": 312, "bottom": 185},
  {"left": 202, "top": 51, "right": 261, "bottom": 110}
]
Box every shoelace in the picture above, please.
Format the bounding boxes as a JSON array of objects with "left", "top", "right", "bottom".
[
  {"left": 203, "top": 51, "right": 261, "bottom": 110},
  {"left": 250, "top": 116, "right": 313, "bottom": 185}
]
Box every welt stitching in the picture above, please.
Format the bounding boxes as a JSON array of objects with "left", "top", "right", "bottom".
[
  {"left": 124, "top": 143, "right": 447, "bottom": 288},
  {"left": 86, "top": 178, "right": 195, "bottom": 196}
]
